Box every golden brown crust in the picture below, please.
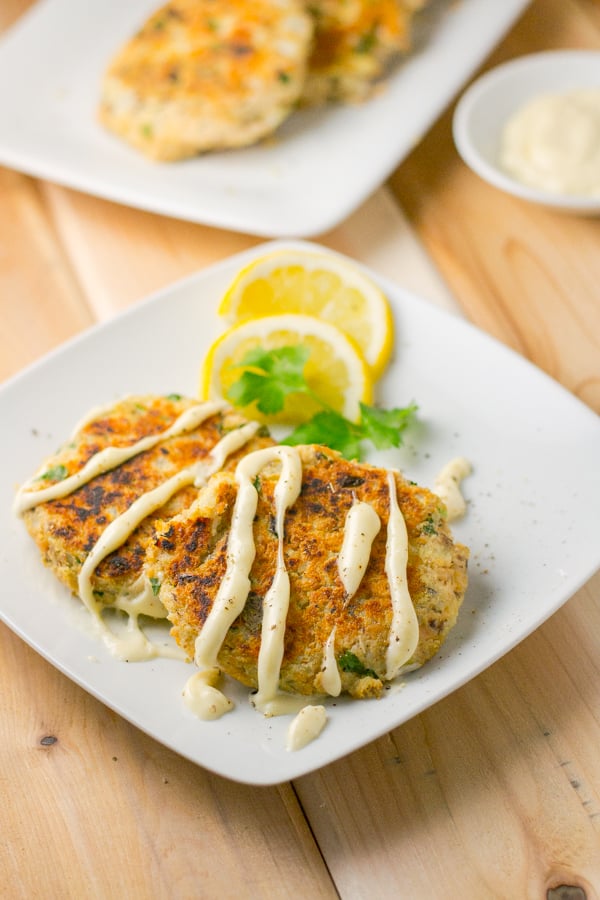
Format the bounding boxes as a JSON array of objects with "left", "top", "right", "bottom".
[
  {"left": 19, "top": 396, "right": 467, "bottom": 702},
  {"left": 98, "top": 0, "right": 430, "bottom": 158},
  {"left": 21, "top": 395, "right": 274, "bottom": 604},
  {"left": 98, "top": 0, "right": 313, "bottom": 159},
  {"left": 148, "top": 444, "right": 468, "bottom": 698},
  {"left": 301, "top": 0, "right": 427, "bottom": 105}
]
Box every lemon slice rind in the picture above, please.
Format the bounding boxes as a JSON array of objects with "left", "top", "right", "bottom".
[{"left": 217, "top": 249, "right": 393, "bottom": 380}]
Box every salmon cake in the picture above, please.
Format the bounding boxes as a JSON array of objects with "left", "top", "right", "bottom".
[
  {"left": 147, "top": 443, "right": 469, "bottom": 701},
  {"left": 302, "top": 0, "right": 428, "bottom": 105},
  {"left": 98, "top": 0, "right": 313, "bottom": 160},
  {"left": 15, "top": 395, "right": 273, "bottom": 611}
]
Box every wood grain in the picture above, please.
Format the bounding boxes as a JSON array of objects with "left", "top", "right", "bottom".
[
  {"left": 1, "top": 625, "right": 338, "bottom": 899},
  {"left": 1, "top": 1, "right": 600, "bottom": 898},
  {"left": 390, "top": 0, "right": 600, "bottom": 412},
  {"left": 296, "top": 571, "right": 600, "bottom": 898},
  {"left": 0, "top": 170, "right": 92, "bottom": 382}
]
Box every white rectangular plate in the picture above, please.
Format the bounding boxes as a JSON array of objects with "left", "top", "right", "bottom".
[
  {"left": 2, "top": 240, "right": 599, "bottom": 785},
  {"left": 0, "top": 0, "right": 529, "bottom": 237}
]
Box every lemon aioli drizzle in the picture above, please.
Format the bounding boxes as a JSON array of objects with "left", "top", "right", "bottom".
[
  {"left": 319, "top": 626, "right": 342, "bottom": 697},
  {"left": 18, "top": 399, "right": 427, "bottom": 749},
  {"left": 76, "top": 420, "right": 260, "bottom": 660},
  {"left": 182, "top": 668, "right": 234, "bottom": 721},
  {"left": 191, "top": 446, "right": 305, "bottom": 719},
  {"left": 14, "top": 400, "right": 226, "bottom": 515},
  {"left": 14, "top": 399, "right": 260, "bottom": 661},
  {"left": 320, "top": 500, "right": 382, "bottom": 697},
  {"left": 252, "top": 448, "right": 303, "bottom": 715},
  {"left": 321, "top": 477, "right": 417, "bottom": 693},
  {"left": 434, "top": 457, "right": 472, "bottom": 522},
  {"left": 384, "top": 471, "right": 419, "bottom": 680},
  {"left": 286, "top": 705, "right": 327, "bottom": 752},
  {"left": 186, "top": 452, "right": 420, "bottom": 733},
  {"left": 337, "top": 500, "right": 381, "bottom": 597},
  {"left": 68, "top": 398, "right": 133, "bottom": 441}
]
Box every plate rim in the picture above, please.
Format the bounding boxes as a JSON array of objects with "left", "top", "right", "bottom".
[
  {"left": 2, "top": 238, "right": 600, "bottom": 785},
  {"left": 0, "top": 0, "right": 531, "bottom": 237}
]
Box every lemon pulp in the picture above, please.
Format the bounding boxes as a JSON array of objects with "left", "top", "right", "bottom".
[
  {"left": 200, "top": 313, "right": 372, "bottom": 424},
  {"left": 218, "top": 250, "right": 393, "bottom": 380}
]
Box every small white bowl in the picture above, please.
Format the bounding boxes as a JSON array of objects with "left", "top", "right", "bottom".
[{"left": 452, "top": 50, "right": 600, "bottom": 214}]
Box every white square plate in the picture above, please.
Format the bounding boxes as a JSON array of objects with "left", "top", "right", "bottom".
[
  {"left": 2, "top": 240, "right": 599, "bottom": 785},
  {"left": 0, "top": 0, "right": 529, "bottom": 237}
]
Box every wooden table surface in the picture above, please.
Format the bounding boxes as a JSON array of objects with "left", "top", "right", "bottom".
[{"left": 2, "top": 1, "right": 600, "bottom": 897}]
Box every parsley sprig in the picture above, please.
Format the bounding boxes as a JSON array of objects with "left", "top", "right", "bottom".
[
  {"left": 227, "top": 345, "right": 310, "bottom": 415},
  {"left": 226, "top": 345, "right": 417, "bottom": 461}
]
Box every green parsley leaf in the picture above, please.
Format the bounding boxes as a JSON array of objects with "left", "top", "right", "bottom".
[
  {"left": 225, "top": 345, "right": 418, "bottom": 460},
  {"left": 283, "top": 411, "right": 363, "bottom": 461},
  {"left": 37, "top": 464, "right": 68, "bottom": 482},
  {"left": 284, "top": 403, "right": 418, "bottom": 460},
  {"left": 149, "top": 577, "right": 161, "bottom": 597},
  {"left": 226, "top": 345, "right": 310, "bottom": 415},
  {"left": 358, "top": 401, "right": 418, "bottom": 450},
  {"left": 421, "top": 514, "right": 437, "bottom": 536},
  {"left": 338, "top": 650, "right": 378, "bottom": 680},
  {"left": 356, "top": 29, "right": 377, "bottom": 54}
]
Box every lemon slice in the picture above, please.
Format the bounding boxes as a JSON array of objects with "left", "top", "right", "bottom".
[
  {"left": 200, "top": 313, "right": 372, "bottom": 424},
  {"left": 218, "top": 249, "right": 394, "bottom": 380}
]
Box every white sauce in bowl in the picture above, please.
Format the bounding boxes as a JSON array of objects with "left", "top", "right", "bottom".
[{"left": 500, "top": 88, "right": 600, "bottom": 196}]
